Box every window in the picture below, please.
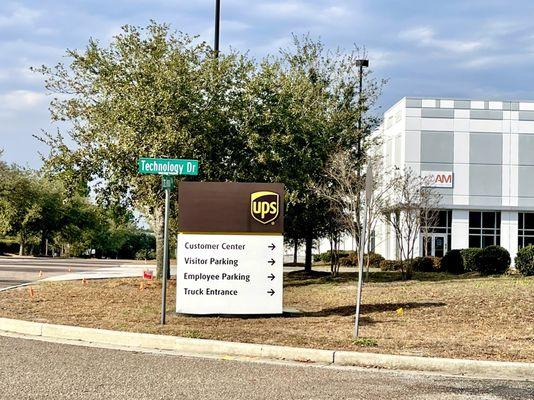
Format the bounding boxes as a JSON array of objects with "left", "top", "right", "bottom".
[
  {"left": 518, "top": 213, "right": 534, "bottom": 248},
  {"left": 421, "top": 210, "right": 452, "bottom": 254},
  {"left": 469, "top": 211, "right": 500, "bottom": 248}
]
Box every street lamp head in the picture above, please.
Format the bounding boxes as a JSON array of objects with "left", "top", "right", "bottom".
[{"left": 355, "top": 59, "right": 369, "bottom": 67}]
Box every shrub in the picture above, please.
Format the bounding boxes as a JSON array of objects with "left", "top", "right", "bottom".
[
  {"left": 380, "top": 259, "right": 402, "bottom": 271},
  {"left": 318, "top": 250, "right": 353, "bottom": 264},
  {"left": 440, "top": 249, "right": 464, "bottom": 274},
  {"left": 475, "top": 245, "right": 510, "bottom": 275},
  {"left": 460, "top": 248, "right": 483, "bottom": 272},
  {"left": 339, "top": 256, "right": 354, "bottom": 267},
  {"left": 364, "top": 252, "right": 385, "bottom": 268},
  {"left": 313, "top": 254, "right": 321, "bottom": 262},
  {"left": 411, "top": 256, "right": 435, "bottom": 272},
  {"left": 515, "top": 245, "right": 534, "bottom": 276},
  {"left": 135, "top": 249, "right": 156, "bottom": 260},
  {"left": 0, "top": 240, "right": 19, "bottom": 255}
]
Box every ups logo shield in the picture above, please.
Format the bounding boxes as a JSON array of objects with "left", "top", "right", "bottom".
[{"left": 250, "top": 191, "right": 279, "bottom": 224}]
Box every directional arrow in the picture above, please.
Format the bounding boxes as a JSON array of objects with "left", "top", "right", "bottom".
[
  {"left": 268, "top": 273, "right": 275, "bottom": 281},
  {"left": 268, "top": 243, "right": 276, "bottom": 250},
  {"left": 267, "top": 289, "right": 275, "bottom": 296},
  {"left": 268, "top": 258, "right": 275, "bottom": 266}
]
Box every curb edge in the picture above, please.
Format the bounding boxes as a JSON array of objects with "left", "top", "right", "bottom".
[{"left": 0, "top": 317, "right": 532, "bottom": 380}]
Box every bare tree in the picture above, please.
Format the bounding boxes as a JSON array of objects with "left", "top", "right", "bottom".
[
  {"left": 313, "top": 149, "right": 363, "bottom": 276},
  {"left": 363, "top": 155, "right": 393, "bottom": 278},
  {"left": 380, "top": 168, "right": 442, "bottom": 279}
]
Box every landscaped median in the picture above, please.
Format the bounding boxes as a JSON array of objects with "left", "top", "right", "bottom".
[{"left": 0, "top": 271, "right": 532, "bottom": 377}]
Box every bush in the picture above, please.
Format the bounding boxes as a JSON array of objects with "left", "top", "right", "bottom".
[
  {"left": 515, "top": 245, "right": 534, "bottom": 276},
  {"left": 380, "top": 259, "right": 402, "bottom": 271},
  {"left": 0, "top": 240, "right": 19, "bottom": 255},
  {"left": 460, "top": 248, "right": 483, "bottom": 272},
  {"left": 339, "top": 256, "right": 354, "bottom": 267},
  {"left": 440, "top": 249, "right": 464, "bottom": 274},
  {"left": 411, "top": 256, "right": 435, "bottom": 272},
  {"left": 475, "top": 245, "right": 510, "bottom": 275},
  {"left": 364, "top": 252, "right": 385, "bottom": 268},
  {"left": 135, "top": 249, "right": 156, "bottom": 260},
  {"left": 317, "top": 250, "right": 353, "bottom": 264}
]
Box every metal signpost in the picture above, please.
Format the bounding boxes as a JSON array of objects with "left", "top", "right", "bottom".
[
  {"left": 137, "top": 158, "right": 199, "bottom": 325},
  {"left": 354, "top": 162, "right": 373, "bottom": 337}
]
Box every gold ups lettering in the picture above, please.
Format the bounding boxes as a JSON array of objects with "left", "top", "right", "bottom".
[{"left": 250, "top": 191, "right": 279, "bottom": 224}]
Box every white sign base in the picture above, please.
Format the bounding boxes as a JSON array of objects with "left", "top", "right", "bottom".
[{"left": 176, "top": 233, "right": 283, "bottom": 314}]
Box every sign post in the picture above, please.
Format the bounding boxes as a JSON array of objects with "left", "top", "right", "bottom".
[
  {"left": 137, "top": 158, "right": 198, "bottom": 325},
  {"left": 354, "top": 162, "right": 373, "bottom": 337}
]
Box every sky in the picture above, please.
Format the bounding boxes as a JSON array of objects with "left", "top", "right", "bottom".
[{"left": 2, "top": 0, "right": 534, "bottom": 168}]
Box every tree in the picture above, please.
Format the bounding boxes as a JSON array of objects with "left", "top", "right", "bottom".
[
  {"left": 0, "top": 164, "right": 45, "bottom": 255},
  {"left": 34, "top": 22, "right": 254, "bottom": 276},
  {"left": 380, "top": 168, "right": 442, "bottom": 279},
  {"left": 34, "top": 24, "right": 384, "bottom": 276},
  {"left": 235, "top": 37, "right": 385, "bottom": 273},
  {"left": 313, "top": 149, "right": 362, "bottom": 275}
]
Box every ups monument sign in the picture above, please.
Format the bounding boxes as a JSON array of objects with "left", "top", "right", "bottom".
[{"left": 176, "top": 182, "right": 284, "bottom": 315}]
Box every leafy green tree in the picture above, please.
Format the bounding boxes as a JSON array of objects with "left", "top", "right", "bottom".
[
  {"left": 0, "top": 164, "right": 45, "bottom": 255},
  {"left": 34, "top": 23, "right": 383, "bottom": 275},
  {"left": 234, "top": 37, "right": 384, "bottom": 272},
  {"left": 35, "top": 22, "right": 253, "bottom": 275}
]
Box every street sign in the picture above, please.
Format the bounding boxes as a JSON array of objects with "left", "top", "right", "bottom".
[
  {"left": 176, "top": 182, "right": 284, "bottom": 315},
  {"left": 137, "top": 158, "right": 198, "bottom": 176},
  {"left": 176, "top": 233, "right": 283, "bottom": 314},
  {"left": 162, "top": 175, "right": 174, "bottom": 190}
]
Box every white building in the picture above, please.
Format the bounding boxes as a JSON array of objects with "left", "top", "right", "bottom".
[{"left": 373, "top": 97, "right": 534, "bottom": 262}]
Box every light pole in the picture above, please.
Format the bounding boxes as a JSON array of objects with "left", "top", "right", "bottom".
[
  {"left": 355, "top": 59, "right": 369, "bottom": 160},
  {"left": 214, "top": 0, "right": 221, "bottom": 57},
  {"left": 354, "top": 59, "right": 369, "bottom": 337}
]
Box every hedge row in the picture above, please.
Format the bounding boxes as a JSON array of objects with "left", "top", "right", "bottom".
[
  {"left": 378, "top": 245, "right": 514, "bottom": 276},
  {"left": 441, "top": 246, "right": 511, "bottom": 275},
  {"left": 317, "top": 244, "right": 532, "bottom": 276},
  {"left": 314, "top": 251, "right": 384, "bottom": 268}
]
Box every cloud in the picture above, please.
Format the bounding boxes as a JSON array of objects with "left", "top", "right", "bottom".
[
  {"left": 399, "top": 26, "right": 485, "bottom": 54},
  {"left": 0, "top": 90, "right": 47, "bottom": 112},
  {"left": 0, "top": 3, "right": 41, "bottom": 29},
  {"left": 254, "top": 1, "right": 355, "bottom": 25}
]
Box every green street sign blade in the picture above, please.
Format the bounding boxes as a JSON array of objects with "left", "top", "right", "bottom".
[
  {"left": 162, "top": 175, "right": 174, "bottom": 190},
  {"left": 138, "top": 158, "right": 198, "bottom": 176}
]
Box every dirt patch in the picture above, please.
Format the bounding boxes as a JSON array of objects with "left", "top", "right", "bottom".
[{"left": 0, "top": 272, "right": 532, "bottom": 362}]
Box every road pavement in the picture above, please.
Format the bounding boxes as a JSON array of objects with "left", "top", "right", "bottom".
[
  {"left": 0, "top": 335, "right": 532, "bottom": 399},
  {"left": 0, "top": 257, "right": 147, "bottom": 289}
]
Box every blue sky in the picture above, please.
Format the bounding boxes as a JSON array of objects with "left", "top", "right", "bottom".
[{"left": 2, "top": 0, "right": 534, "bottom": 167}]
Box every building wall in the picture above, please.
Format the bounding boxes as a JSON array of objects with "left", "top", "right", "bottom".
[{"left": 374, "top": 97, "right": 534, "bottom": 263}]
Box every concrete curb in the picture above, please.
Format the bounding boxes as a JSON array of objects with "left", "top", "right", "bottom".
[{"left": 0, "top": 317, "right": 532, "bottom": 380}]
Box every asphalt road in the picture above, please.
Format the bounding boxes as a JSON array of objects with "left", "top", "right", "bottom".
[
  {"left": 0, "top": 257, "right": 134, "bottom": 289},
  {"left": 0, "top": 335, "right": 532, "bottom": 400}
]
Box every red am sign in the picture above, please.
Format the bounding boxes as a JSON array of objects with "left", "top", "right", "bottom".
[{"left": 421, "top": 171, "right": 453, "bottom": 188}]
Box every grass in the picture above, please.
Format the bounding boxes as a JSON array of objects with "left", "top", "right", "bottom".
[{"left": 0, "top": 271, "right": 532, "bottom": 362}]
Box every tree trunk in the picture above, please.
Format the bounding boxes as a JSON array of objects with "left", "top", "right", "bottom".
[
  {"left": 304, "top": 233, "right": 313, "bottom": 273},
  {"left": 154, "top": 205, "right": 165, "bottom": 278},
  {"left": 19, "top": 233, "right": 25, "bottom": 256},
  {"left": 293, "top": 240, "right": 298, "bottom": 264}
]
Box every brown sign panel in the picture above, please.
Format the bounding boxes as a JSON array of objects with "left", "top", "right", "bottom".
[{"left": 178, "top": 182, "right": 284, "bottom": 234}]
